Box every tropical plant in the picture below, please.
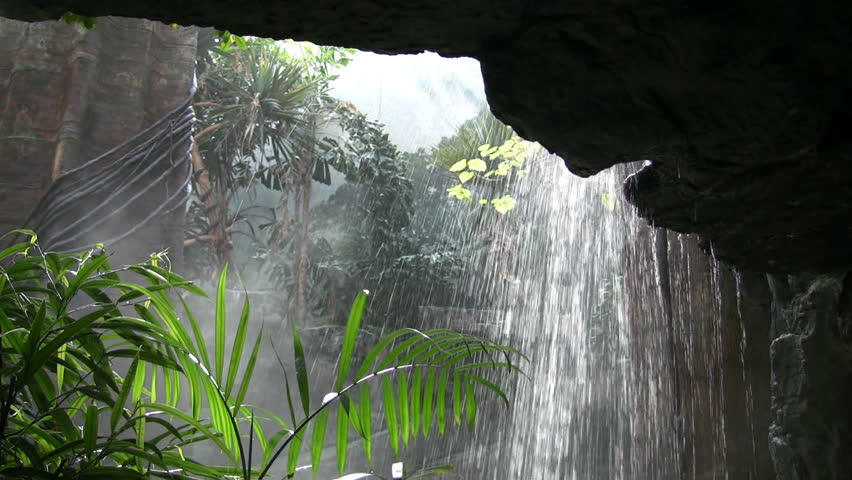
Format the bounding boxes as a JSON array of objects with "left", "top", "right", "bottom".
[
  {"left": 436, "top": 109, "right": 536, "bottom": 214},
  {"left": 1, "top": 230, "right": 525, "bottom": 479},
  {"left": 0, "top": 230, "right": 229, "bottom": 479},
  {"left": 308, "top": 109, "right": 432, "bottom": 324},
  {"left": 188, "top": 38, "right": 318, "bottom": 272},
  {"left": 189, "top": 37, "right": 357, "bottom": 326}
]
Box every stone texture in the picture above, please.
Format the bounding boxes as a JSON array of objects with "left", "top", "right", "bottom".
[
  {"left": 0, "top": 17, "right": 196, "bottom": 264},
  {"left": 623, "top": 202, "right": 775, "bottom": 479},
  {"left": 768, "top": 274, "right": 852, "bottom": 480},
  {"left": 3, "top": 1, "right": 852, "bottom": 272}
]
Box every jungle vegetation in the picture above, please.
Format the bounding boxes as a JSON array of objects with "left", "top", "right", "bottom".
[
  {"left": 184, "top": 35, "right": 539, "bottom": 328},
  {"left": 0, "top": 231, "right": 525, "bottom": 478},
  {"left": 0, "top": 28, "right": 537, "bottom": 480}
]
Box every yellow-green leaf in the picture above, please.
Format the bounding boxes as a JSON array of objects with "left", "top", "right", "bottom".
[
  {"left": 448, "top": 159, "right": 467, "bottom": 172},
  {"left": 467, "top": 159, "right": 487, "bottom": 172},
  {"left": 601, "top": 192, "right": 617, "bottom": 211}
]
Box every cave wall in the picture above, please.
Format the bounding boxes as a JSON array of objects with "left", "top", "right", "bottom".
[
  {"left": 624, "top": 208, "right": 852, "bottom": 480},
  {"left": 767, "top": 274, "right": 852, "bottom": 480},
  {"left": 623, "top": 210, "right": 775, "bottom": 479}
]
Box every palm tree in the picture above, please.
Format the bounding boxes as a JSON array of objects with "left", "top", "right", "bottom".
[
  {"left": 189, "top": 37, "right": 353, "bottom": 325},
  {"left": 189, "top": 40, "right": 316, "bottom": 272}
]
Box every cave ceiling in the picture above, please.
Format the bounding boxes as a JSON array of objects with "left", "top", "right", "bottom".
[{"left": 4, "top": 1, "right": 852, "bottom": 273}]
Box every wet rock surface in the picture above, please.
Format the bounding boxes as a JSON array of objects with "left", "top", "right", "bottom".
[
  {"left": 3, "top": 1, "right": 852, "bottom": 272},
  {"left": 768, "top": 274, "right": 852, "bottom": 480}
]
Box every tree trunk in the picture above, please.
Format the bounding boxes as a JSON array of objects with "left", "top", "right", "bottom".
[
  {"left": 294, "top": 174, "right": 312, "bottom": 326},
  {"left": 189, "top": 140, "right": 231, "bottom": 275},
  {"left": 288, "top": 106, "right": 320, "bottom": 326}
]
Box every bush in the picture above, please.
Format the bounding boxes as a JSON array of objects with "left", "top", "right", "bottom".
[{"left": 0, "top": 230, "right": 524, "bottom": 479}]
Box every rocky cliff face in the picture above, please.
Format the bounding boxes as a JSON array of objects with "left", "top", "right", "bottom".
[
  {"left": 623, "top": 208, "right": 775, "bottom": 479},
  {"left": 767, "top": 274, "right": 852, "bottom": 480},
  {"left": 0, "top": 17, "right": 196, "bottom": 264}
]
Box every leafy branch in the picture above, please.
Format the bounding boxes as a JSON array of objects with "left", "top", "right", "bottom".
[{"left": 445, "top": 136, "right": 535, "bottom": 214}]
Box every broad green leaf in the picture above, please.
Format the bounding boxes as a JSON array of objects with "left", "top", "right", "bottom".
[
  {"left": 436, "top": 368, "right": 449, "bottom": 435},
  {"left": 263, "top": 429, "right": 293, "bottom": 465},
  {"left": 225, "top": 290, "right": 251, "bottom": 398},
  {"left": 0, "top": 242, "right": 33, "bottom": 262},
  {"left": 359, "top": 384, "right": 372, "bottom": 464},
  {"left": 288, "top": 430, "right": 304, "bottom": 477},
  {"left": 131, "top": 361, "right": 147, "bottom": 404},
  {"left": 180, "top": 296, "right": 210, "bottom": 369},
  {"left": 142, "top": 403, "right": 232, "bottom": 463},
  {"left": 55, "top": 342, "right": 66, "bottom": 391},
  {"left": 467, "top": 158, "right": 487, "bottom": 172},
  {"left": 458, "top": 171, "right": 475, "bottom": 184},
  {"left": 452, "top": 373, "right": 462, "bottom": 426},
  {"left": 235, "top": 329, "right": 263, "bottom": 409},
  {"left": 448, "top": 159, "right": 467, "bottom": 172},
  {"left": 411, "top": 367, "right": 421, "bottom": 437},
  {"left": 466, "top": 374, "right": 510, "bottom": 410},
  {"left": 292, "top": 322, "right": 310, "bottom": 417},
  {"left": 422, "top": 369, "right": 435, "bottom": 437},
  {"left": 29, "top": 309, "right": 106, "bottom": 377},
  {"left": 355, "top": 328, "right": 424, "bottom": 379},
  {"left": 465, "top": 377, "right": 476, "bottom": 429},
  {"left": 65, "top": 253, "right": 110, "bottom": 303},
  {"left": 112, "top": 354, "right": 140, "bottom": 430},
  {"left": 83, "top": 403, "right": 99, "bottom": 457}
]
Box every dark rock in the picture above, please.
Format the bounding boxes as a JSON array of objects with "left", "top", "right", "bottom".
[
  {"left": 2, "top": 1, "right": 852, "bottom": 272},
  {"left": 769, "top": 274, "right": 852, "bottom": 480}
]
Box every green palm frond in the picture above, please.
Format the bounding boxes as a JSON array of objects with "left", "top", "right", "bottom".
[{"left": 1, "top": 231, "right": 524, "bottom": 479}]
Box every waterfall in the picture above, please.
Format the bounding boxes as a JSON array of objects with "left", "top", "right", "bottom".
[
  {"left": 404, "top": 150, "right": 631, "bottom": 479},
  {"left": 322, "top": 51, "right": 772, "bottom": 479},
  {"left": 404, "top": 153, "right": 771, "bottom": 479}
]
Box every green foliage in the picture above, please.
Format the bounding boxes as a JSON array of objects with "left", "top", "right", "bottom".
[
  {"left": 281, "top": 40, "right": 357, "bottom": 85},
  {"left": 60, "top": 12, "right": 97, "bottom": 29},
  {"left": 433, "top": 109, "right": 513, "bottom": 170},
  {"left": 213, "top": 30, "right": 248, "bottom": 52},
  {"left": 444, "top": 136, "right": 533, "bottom": 214},
  {"left": 1, "top": 230, "right": 523, "bottom": 478},
  {"left": 188, "top": 37, "right": 355, "bottom": 290},
  {"left": 195, "top": 40, "right": 318, "bottom": 190},
  {"left": 319, "top": 107, "right": 414, "bottom": 256},
  {"left": 435, "top": 110, "right": 535, "bottom": 215},
  {"left": 0, "top": 230, "right": 232, "bottom": 478},
  {"left": 308, "top": 111, "right": 448, "bottom": 324}
]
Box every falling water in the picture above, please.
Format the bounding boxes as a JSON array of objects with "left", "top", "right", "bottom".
[
  {"left": 494, "top": 153, "right": 631, "bottom": 480},
  {"left": 402, "top": 148, "right": 632, "bottom": 479},
  {"left": 403, "top": 152, "right": 767, "bottom": 480},
  {"left": 315, "top": 50, "right": 769, "bottom": 479}
]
